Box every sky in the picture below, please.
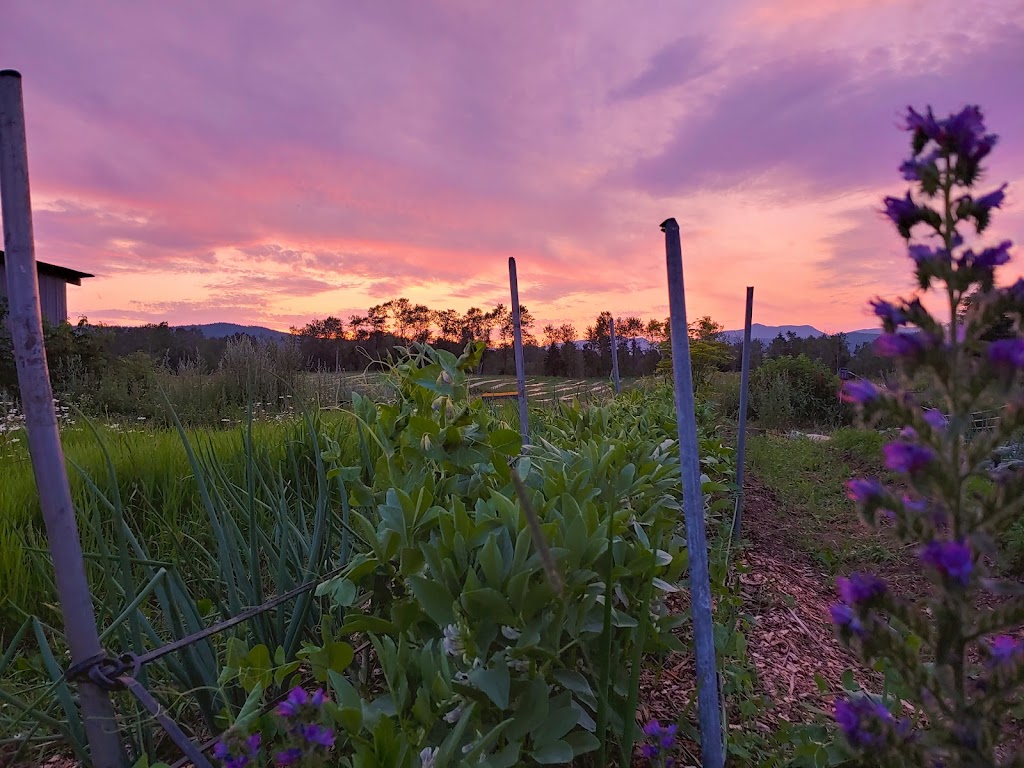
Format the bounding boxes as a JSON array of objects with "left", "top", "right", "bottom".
[{"left": 2, "top": 0, "right": 1023, "bottom": 336}]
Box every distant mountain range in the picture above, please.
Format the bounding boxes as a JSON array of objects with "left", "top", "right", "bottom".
[
  {"left": 720, "top": 323, "right": 882, "bottom": 350},
  {"left": 178, "top": 322, "right": 883, "bottom": 350},
  {"left": 179, "top": 323, "right": 292, "bottom": 341}
]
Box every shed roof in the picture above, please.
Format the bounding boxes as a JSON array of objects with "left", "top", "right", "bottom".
[{"left": 0, "top": 250, "right": 94, "bottom": 285}]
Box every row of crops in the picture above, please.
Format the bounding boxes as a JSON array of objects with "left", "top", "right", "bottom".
[{"left": 0, "top": 342, "right": 738, "bottom": 767}]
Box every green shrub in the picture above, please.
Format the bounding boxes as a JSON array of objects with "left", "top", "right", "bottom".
[{"left": 750, "top": 354, "right": 849, "bottom": 429}]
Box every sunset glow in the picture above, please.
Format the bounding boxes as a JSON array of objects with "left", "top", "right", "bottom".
[{"left": 3, "top": 1, "right": 1022, "bottom": 335}]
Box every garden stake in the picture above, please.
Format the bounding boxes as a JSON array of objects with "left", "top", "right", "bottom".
[
  {"left": 610, "top": 315, "right": 621, "bottom": 394},
  {"left": 732, "top": 285, "right": 754, "bottom": 542},
  {"left": 0, "top": 69, "right": 125, "bottom": 768},
  {"left": 508, "top": 256, "right": 529, "bottom": 445},
  {"left": 661, "top": 217, "right": 725, "bottom": 768}
]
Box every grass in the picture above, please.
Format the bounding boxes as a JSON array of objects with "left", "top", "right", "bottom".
[
  {"left": 746, "top": 428, "right": 891, "bottom": 575},
  {"left": 0, "top": 412, "right": 359, "bottom": 632}
]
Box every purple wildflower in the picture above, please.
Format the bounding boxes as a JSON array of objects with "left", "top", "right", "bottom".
[
  {"left": 874, "top": 333, "right": 925, "bottom": 358},
  {"left": 830, "top": 603, "right": 865, "bottom": 636},
  {"left": 214, "top": 732, "right": 261, "bottom": 768},
  {"left": 943, "top": 105, "right": 987, "bottom": 154},
  {"left": 963, "top": 240, "right": 1012, "bottom": 270},
  {"left": 641, "top": 720, "right": 677, "bottom": 761},
  {"left": 975, "top": 184, "right": 1008, "bottom": 213},
  {"left": 846, "top": 478, "right": 883, "bottom": 505},
  {"left": 835, "top": 697, "right": 895, "bottom": 749},
  {"left": 904, "top": 106, "right": 941, "bottom": 139},
  {"left": 301, "top": 723, "right": 335, "bottom": 748},
  {"left": 989, "top": 338, "right": 1024, "bottom": 369},
  {"left": 870, "top": 298, "right": 907, "bottom": 326},
  {"left": 920, "top": 540, "right": 973, "bottom": 586},
  {"left": 837, "top": 572, "right": 887, "bottom": 606},
  {"left": 883, "top": 441, "right": 935, "bottom": 473},
  {"left": 922, "top": 409, "right": 947, "bottom": 430},
  {"left": 840, "top": 379, "right": 878, "bottom": 404},
  {"left": 883, "top": 192, "right": 922, "bottom": 235},
  {"left": 908, "top": 244, "right": 944, "bottom": 264},
  {"left": 899, "top": 149, "right": 940, "bottom": 182},
  {"left": 275, "top": 748, "right": 303, "bottom": 767},
  {"left": 276, "top": 686, "right": 308, "bottom": 718},
  {"left": 310, "top": 689, "right": 327, "bottom": 707},
  {"left": 988, "top": 636, "right": 1024, "bottom": 667}
]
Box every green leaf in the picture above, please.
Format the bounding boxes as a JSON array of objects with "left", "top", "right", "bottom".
[
  {"left": 338, "top": 615, "right": 399, "bottom": 635},
  {"left": 489, "top": 428, "right": 523, "bottom": 457},
  {"left": 564, "top": 730, "right": 600, "bottom": 756},
  {"left": 552, "top": 670, "right": 594, "bottom": 699},
  {"left": 235, "top": 683, "right": 265, "bottom": 729},
  {"left": 533, "top": 705, "right": 579, "bottom": 747},
  {"left": 408, "top": 575, "right": 457, "bottom": 627},
  {"left": 463, "top": 587, "right": 515, "bottom": 623},
  {"left": 469, "top": 662, "right": 511, "bottom": 710},
  {"left": 530, "top": 740, "right": 574, "bottom": 764},
  {"left": 479, "top": 534, "right": 505, "bottom": 588}
]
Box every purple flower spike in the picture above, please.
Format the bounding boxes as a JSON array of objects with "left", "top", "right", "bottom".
[
  {"left": 922, "top": 409, "right": 947, "bottom": 430},
  {"left": 908, "top": 244, "right": 945, "bottom": 264},
  {"left": 275, "top": 748, "right": 303, "bottom": 767},
  {"left": 846, "top": 478, "right": 883, "bottom": 504},
  {"left": 310, "top": 689, "right": 327, "bottom": 707},
  {"left": 874, "top": 333, "right": 925, "bottom": 358},
  {"left": 988, "top": 636, "right": 1024, "bottom": 667},
  {"left": 920, "top": 540, "right": 973, "bottom": 586},
  {"left": 641, "top": 744, "right": 658, "bottom": 758},
  {"left": 830, "top": 603, "right": 865, "bottom": 636},
  {"left": 835, "top": 697, "right": 895, "bottom": 749},
  {"left": 975, "top": 184, "right": 1008, "bottom": 213},
  {"left": 837, "top": 572, "right": 887, "bottom": 606},
  {"left": 883, "top": 441, "right": 935, "bottom": 473},
  {"left": 988, "top": 339, "right": 1024, "bottom": 369},
  {"left": 905, "top": 106, "right": 942, "bottom": 141},
  {"left": 965, "top": 240, "right": 1012, "bottom": 270},
  {"left": 883, "top": 192, "right": 922, "bottom": 234},
  {"left": 643, "top": 720, "right": 661, "bottom": 738},
  {"left": 302, "top": 723, "right": 335, "bottom": 748},
  {"left": 276, "top": 686, "right": 309, "bottom": 718},
  {"left": 213, "top": 742, "right": 230, "bottom": 759},
  {"left": 870, "top": 298, "right": 907, "bottom": 326},
  {"left": 840, "top": 379, "right": 878, "bottom": 404}
]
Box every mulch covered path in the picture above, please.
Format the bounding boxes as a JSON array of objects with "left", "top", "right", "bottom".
[{"left": 637, "top": 475, "right": 878, "bottom": 766}]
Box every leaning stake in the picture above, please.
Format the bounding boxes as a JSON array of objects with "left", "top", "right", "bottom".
[
  {"left": 660, "top": 218, "right": 724, "bottom": 768},
  {"left": 0, "top": 70, "right": 124, "bottom": 767},
  {"left": 609, "top": 315, "right": 621, "bottom": 395},
  {"left": 508, "top": 257, "right": 529, "bottom": 445},
  {"left": 732, "top": 286, "right": 754, "bottom": 541}
]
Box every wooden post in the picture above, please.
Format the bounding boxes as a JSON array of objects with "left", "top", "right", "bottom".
[
  {"left": 660, "top": 218, "right": 724, "bottom": 768},
  {"left": 732, "top": 287, "right": 754, "bottom": 542},
  {"left": 609, "top": 316, "right": 621, "bottom": 395},
  {"left": 508, "top": 257, "right": 529, "bottom": 445},
  {"left": 0, "top": 70, "right": 124, "bottom": 767}
]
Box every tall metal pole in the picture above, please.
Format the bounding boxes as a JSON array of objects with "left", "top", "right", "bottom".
[
  {"left": 508, "top": 257, "right": 529, "bottom": 446},
  {"left": 609, "top": 316, "right": 621, "bottom": 395},
  {"left": 0, "top": 70, "right": 124, "bottom": 767},
  {"left": 732, "top": 286, "right": 754, "bottom": 542},
  {"left": 660, "top": 218, "right": 724, "bottom": 768}
]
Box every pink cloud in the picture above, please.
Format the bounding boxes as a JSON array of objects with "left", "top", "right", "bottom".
[{"left": 0, "top": 0, "right": 1020, "bottom": 335}]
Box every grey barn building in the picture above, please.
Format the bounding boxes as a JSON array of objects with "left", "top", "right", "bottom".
[{"left": 0, "top": 250, "right": 93, "bottom": 325}]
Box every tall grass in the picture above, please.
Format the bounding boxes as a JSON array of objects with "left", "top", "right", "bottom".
[{"left": 0, "top": 412, "right": 357, "bottom": 631}]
